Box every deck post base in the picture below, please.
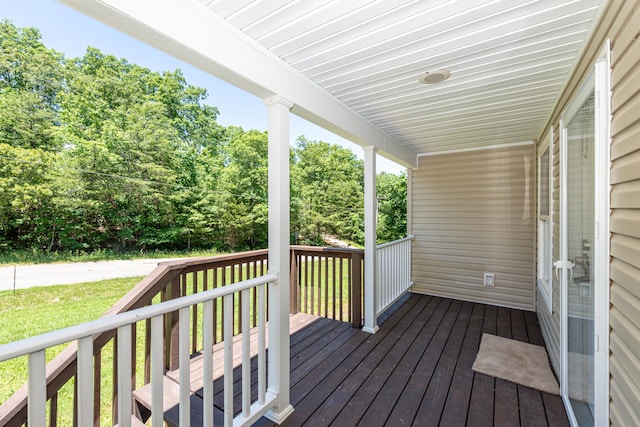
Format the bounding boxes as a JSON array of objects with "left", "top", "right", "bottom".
[
  {"left": 362, "top": 325, "right": 379, "bottom": 334},
  {"left": 264, "top": 404, "right": 294, "bottom": 425}
]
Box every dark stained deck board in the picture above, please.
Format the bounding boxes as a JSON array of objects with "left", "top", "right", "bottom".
[
  {"left": 330, "top": 296, "right": 441, "bottom": 426},
  {"left": 356, "top": 297, "right": 450, "bottom": 427},
  {"left": 439, "top": 303, "right": 485, "bottom": 426},
  {"left": 467, "top": 303, "right": 497, "bottom": 427},
  {"left": 413, "top": 301, "right": 474, "bottom": 425},
  {"left": 509, "top": 306, "right": 551, "bottom": 427},
  {"left": 279, "top": 293, "right": 425, "bottom": 426},
  {"left": 542, "top": 392, "right": 571, "bottom": 427},
  {"left": 310, "top": 295, "right": 434, "bottom": 425},
  {"left": 211, "top": 316, "right": 353, "bottom": 412},
  {"left": 144, "top": 293, "right": 569, "bottom": 426},
  {"left": 278, "top": 294, "right": 567, "bottom": 427},
  {"left": 293, "top": 294, "right": 433, "bottom": 427},
  {"left": 524, "top": 310, "right": 546, "bottom": 346},
  {"left": 493, "top": 306, "right": 523, "bottom": 427},
  {"left": 384, "top": 299, "right": 463, "bottom": 425}
]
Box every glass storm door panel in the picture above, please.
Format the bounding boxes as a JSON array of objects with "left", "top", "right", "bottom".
[{"left": 564, "top": 92, "right": 595, "bottom": 426}]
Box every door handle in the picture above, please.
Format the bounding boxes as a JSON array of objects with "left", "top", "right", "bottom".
[{"left": 554, "top": 260, "right": 575, "bottom": 281}]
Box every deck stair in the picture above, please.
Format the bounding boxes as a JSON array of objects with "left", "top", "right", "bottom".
[{"left": 131, "top": 312, "right": 319, "bottom": 425}]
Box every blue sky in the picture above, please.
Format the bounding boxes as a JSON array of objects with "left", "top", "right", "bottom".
[{"left": 1, "top": 0, "right": 405, "bottom": 174}]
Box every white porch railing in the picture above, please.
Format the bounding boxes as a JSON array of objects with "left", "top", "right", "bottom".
[
  {"left": 375, "top": 235, "right": 414, "bottom": 316},
  {"left": 0, "top": 273, "right": 279, "bottom": 427}
]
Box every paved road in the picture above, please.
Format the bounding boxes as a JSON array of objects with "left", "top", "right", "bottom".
[{"left": 0, "top": 258, "right": 187, "bottom": 291}]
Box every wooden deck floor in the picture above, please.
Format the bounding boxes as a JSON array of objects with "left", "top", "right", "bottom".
[{"left": 255, "top": 293, "right": 569, "bottom": 427}]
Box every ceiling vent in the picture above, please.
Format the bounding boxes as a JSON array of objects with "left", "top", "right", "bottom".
[{"left": 419, "top": 69, "right": 451, "bottom": 84}]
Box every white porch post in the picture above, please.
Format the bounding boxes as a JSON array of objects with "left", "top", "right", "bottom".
[
  {"left": 264, "top": 95, "right": 294, "bottom": 423},
  {"left": 363, "top": 146, "right": 378, "bottom": 334},
  {"left": 407, "top": 168, "right": 413, "bottom": 236}
]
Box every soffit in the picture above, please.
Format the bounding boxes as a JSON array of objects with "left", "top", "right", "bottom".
[{"left": 200, "top": 0, "right": 604, "bottom": 154}]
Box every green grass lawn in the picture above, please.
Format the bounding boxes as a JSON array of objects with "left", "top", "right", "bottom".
[
  {"left": 0, "top": 248, "right": 221, "bottom": 266},
  {"left": 0, "top": 277, "right": 141, "bottom": 424}
]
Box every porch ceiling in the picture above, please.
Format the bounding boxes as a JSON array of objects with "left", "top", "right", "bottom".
[
  {"left": 60, "top": 0, "right": 605, "bottom": 162},
  {"left": 200, "top": 0, "right": 604, "bottom": 154}
]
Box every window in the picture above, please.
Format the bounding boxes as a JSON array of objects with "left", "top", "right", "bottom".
[{"left": 537, "top": 131, "right": 553, "bottom": 312}]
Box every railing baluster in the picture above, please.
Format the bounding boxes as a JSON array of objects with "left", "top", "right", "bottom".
[
  {"left": 73, "top": 374, "right": 78, "bottom": 427},
  {"left": 241, "top": 288, "right": 251, "bottom": 417},
  {"left": 112, "top": 339, "right": 118, "bottom": 424},
  {"left": 223, "top": 293, "right": 234, "bottom": 426},
  {"left": 193, "top": 271, "right": 199, "bottom": 354},
  {"left": 347, "top": 257, "right": 357, "bottom": 323},
  {"left": 117, "top": 325, "right": 132, "bottom": 427},
  {"left": 258, "top": 284, "right": 266, "bottom": 405},
  {"left": 213, "top": 267, "right": 219, "bottom": 343},
  {"left": 331, "top": 257, "right": 336, "bottom": 320},
  {"left": 310, "top": 255, "right": 315, "bottom": 315},
  {"left": 179, "top": 307, "right": 191, "bottom": 427},
  {"left": 151, "top": 315, "right": 164, "bottom": 427},
  {"left": 49, "top": 392, "right": 58, "bottom": 427},
  {"left": 77, "top": 336, "right": 93, "bottom": 426},
  {"left": 144, "top": 318, "right": 151, "bottom": 385},
  {"left": 339, "top": 257, "right": 344, "bottom": 321},
  {"left": 93, "top": 350, "right": 101, "bottom": 427},
  {"left": 168, "top": 276, "right": 180, "bottom": 370},
  {"left": 202, "top": 300, "right": 214, "bottom": 427},
  {"left": 253, "top": 261, "right": 258, "bottom": 325},
  {"left": 289, "top": 251, "right": 298, "bottom": 315},
  {"left": 324, "top": 255, "right": 329, "bottom": 318},
  {"left": 131, "top": 324, "right": 137, "bottom": 392},
  {"left": 28, "top": 350, "right": 46, "bottom": 427},
  {"left": 297, "top": 254, "right": 302, "bottom": 313},
  {"left": 221, "top": 267, "right": 227, "bottom": 340},
  {"left": 232, "top": 265, "right": 238, "bottom": 335}
]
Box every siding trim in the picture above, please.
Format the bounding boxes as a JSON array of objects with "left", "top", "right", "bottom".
[{"left": 417, "top": 140, "right": 534, "bottom": 157}]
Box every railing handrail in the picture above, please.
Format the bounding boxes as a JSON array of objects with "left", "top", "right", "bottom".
[
  {"left": 0, "top": 273, "right": 277, "bottom": 363},
  {"left": 157, "top": 249, "right": 269, "bottom": 269},
  {"left": 376, "top": 235, "right": 414, "bottom": 250},
  {"left": 290, "top": 245, "right": 363, "bottom": 254}
]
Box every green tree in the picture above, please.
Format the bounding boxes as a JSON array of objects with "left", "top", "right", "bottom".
[
  {"left": 0, "top": 143, "right": 59, "bottom": 249},
  {"left": 205, "top": 127, "right": 268, "bottom": 250},
  {"left": 376, "top": 171, "right": 407, "bottom": 243},
  {"left": 0, "top": 21, "right": 410, "bottom": 255},
  {"left": 0, "top": 21, "right": 66, "bottom": 249},
  {"left": 291, "top": 137, "right": 364, "bottom": 245},
  {"left": 0, "top": 20, "right": 64, "bottom": 151}
]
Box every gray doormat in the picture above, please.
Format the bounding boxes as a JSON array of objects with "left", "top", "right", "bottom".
[{"left": 472, "top": 333, "right": 559, "bottom": 395}]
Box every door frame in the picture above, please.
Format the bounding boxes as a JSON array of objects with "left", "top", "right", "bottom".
[{"left": 558, "top": 40, "right": 610, "bottom": 427}]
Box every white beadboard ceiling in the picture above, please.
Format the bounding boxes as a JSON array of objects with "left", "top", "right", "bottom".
[{"left": 199, "top": 0, "right": 604, "bottom": 155}]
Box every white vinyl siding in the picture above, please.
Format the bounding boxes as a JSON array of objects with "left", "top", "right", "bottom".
[{"left": 411, "top": 144, "right": 535, "bottom": 310}]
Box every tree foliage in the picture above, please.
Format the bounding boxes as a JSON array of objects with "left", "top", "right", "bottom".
[
  {"left": 291, "top": 137, "right": 364, "bottom": 245},
  {"left": 376, "top": 172, "right": 407, "bottom": 243},
  {"left": 0, "top": 21, "right": 407, "bottom": 254}
]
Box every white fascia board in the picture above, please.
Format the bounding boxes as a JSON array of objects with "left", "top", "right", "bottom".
[{"left": 58, "top": 0, "right": 417, "bottom": 168}]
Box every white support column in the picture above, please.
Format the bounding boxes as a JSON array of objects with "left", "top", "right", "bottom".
[
  {"left": 407, "top": 168, "right": 415, "bottom": 293},
  {"left": 264, "top": 95, "right": 295, "bottom": 423},
  {"left": 407, "top": 168, "right": 413, "bottom": 236},
  {"left": 363, "top": 146, "right": 379, "bottom": 334}
]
